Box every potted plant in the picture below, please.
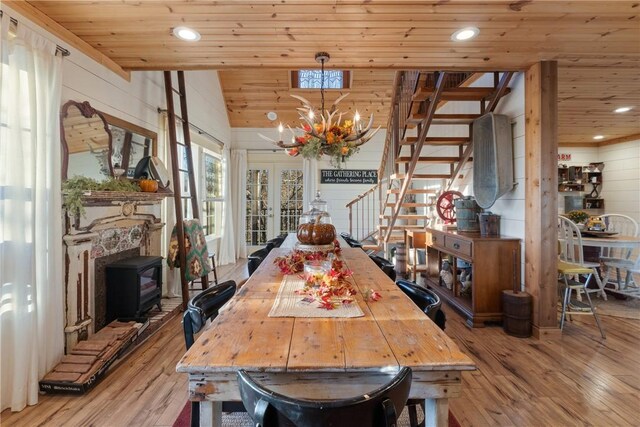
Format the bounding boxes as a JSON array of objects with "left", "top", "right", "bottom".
[
  {"left": 62, "top": 176, "right": 140, "bottom": 217},
  {"left": 565, "top": 210, "right": 590, "bottom": 227}
]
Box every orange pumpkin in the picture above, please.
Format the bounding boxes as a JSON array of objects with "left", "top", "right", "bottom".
[
  {"left": 139, "top": 179, "right": 158, "bottom": 193},
  {"left": 297, "top": 222, "right": 336, "bottom": 245}
]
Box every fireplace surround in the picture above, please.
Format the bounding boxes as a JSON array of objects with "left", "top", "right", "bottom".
[{"left": 62, "top": 191, "right": 166, "bottom": 352}]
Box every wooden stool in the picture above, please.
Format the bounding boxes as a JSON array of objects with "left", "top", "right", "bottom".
[{"left": 189, "top": 253, "right": 219, "bottom": 290}]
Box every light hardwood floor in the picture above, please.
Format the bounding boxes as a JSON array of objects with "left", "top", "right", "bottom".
[{"left": 2, "top": 260, "right": 639, "bottom": 427}]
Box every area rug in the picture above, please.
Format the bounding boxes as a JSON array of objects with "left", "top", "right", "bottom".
[
  {"left": 594, "top": 294, "right": 640, "bottom": 320},
  {"left": 173, "top": 400, "right": 461, "bottom": 427}
]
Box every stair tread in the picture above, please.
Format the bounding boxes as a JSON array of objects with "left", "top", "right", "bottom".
[
  {"left": 400, "top": 137, "right": 470, "bottom": 146},
  {"left": 391, "top": 173, "right": 451, "bottom": 180},
  {"left": 380, "top": 214, "right": 430, "bottom": 219},
  {"left": 412, "top": 86, "right": 509, "bottom": 102},
  {"left": 378, "top": 224, "right": 425, "bottom": 229},
  {"left": 396, "top": 156, "right": 462, "bottom": 163},
  {"left": 385, "top": 202, "right": 433, "bottom": 208},
  {"left": 387, "top": 188, "right": 437, "bottom": 194}
]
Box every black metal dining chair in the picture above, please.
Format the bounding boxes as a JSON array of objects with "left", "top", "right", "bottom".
[
  {"left": 182, "top": 281, "right": 243, "bottom": 426},
  {"left": 248, "top": 247, "right": 270, "bottom": 276},
  {"left": 266, "top": 236, "right": 286, "bottom": 248},
  {"left": 340, "top": 232, "right": 364, "bottom": 249},
  {"left": 395, "top": 280, "right": 446, "bottom": 426},
  {"left": 369, "top": 255, "right": 396, "bottom": 281},
  {"left": 237, "top": 367, "right": 412, "bottom": 427},
  {"left": 396, "top": 280, "right": 445, "bottom": 330}
]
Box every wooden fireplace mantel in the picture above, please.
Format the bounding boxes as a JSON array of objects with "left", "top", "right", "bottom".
[{"left": 62, "top": 192, "right": 166, "bottom": 352}]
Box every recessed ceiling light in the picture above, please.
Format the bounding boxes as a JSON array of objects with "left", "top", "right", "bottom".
[
  {"left": 266, "top": 111, "right": 278, "bottom": 121},
  {"left": 593, "top": 135, "right": 605, "bottom": 140},
  {"left": 451, "top": 27, "right": 480, "bottom": 42},
  {"left": 173, "top": 26, "right": 201, "bottom": 42},
  {"left": 613, "top": 106, "right": 633, "bottom": 113}
]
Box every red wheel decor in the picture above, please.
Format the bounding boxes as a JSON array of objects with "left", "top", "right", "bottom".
[{"left": 436, "top": 191, "right": 463, "bottom": 224}]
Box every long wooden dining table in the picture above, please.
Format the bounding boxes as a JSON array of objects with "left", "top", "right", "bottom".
[{"left": 177, "top": 236, "right": 475, "bottom": 427}]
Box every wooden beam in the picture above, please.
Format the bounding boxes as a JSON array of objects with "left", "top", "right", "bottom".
[
  {"left": 525, "top": 61, "right": 560, "bottom": 339},
  {"left": 3, "top": 0, "right": 130, "bottom": 81},
  {"left": 598, "top": 133, "right": 640, "bottom": 147}
]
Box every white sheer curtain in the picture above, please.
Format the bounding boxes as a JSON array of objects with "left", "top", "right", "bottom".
[
  {"left": 303, "top": 157, "right": 318, "bottom": 211},
  {"left": 0, "top": 13, "right": 64, "bottom": 412},
  {"left": 231, "top": 149, "right": 247, "bottom": 259},
  {"left": 217, "top": 146, "right": 235, "bottom": 265}
]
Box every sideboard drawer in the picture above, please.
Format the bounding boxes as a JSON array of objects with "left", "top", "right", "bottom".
[
  {"left": 430, "top": 230, "right": 446, "bottom": 249},
  {"left": 444, "top": 235, "right": 472, "bottom": 258}
]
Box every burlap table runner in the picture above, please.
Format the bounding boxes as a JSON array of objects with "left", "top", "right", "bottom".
[{"left": 268, "top": 275, "right": 364, "bottom": 318}]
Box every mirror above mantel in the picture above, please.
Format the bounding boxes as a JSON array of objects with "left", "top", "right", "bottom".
[{"left": 61, "top": 100, "right": 158, "bottom": 181}]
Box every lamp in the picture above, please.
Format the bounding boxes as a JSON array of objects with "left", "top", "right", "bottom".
[{"left": 259, "top": 52, "right": 380, "bottom": 168}]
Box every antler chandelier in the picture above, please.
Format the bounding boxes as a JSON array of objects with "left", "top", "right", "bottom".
[{"left": 259, "top": 52, "right": 380, "bottom": 167}]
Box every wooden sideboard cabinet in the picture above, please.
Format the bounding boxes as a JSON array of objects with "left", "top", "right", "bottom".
[{"left": 425, "top": 227, "right": 521, "bottom": 328}]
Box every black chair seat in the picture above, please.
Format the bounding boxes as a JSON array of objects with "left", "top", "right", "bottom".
[{"left": 238, "top": 367, "right": 412, "bottom": 427}]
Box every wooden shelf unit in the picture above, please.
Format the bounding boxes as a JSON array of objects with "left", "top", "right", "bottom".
[{"left": 425, "top": 227, "right": 521, "bottom": 328}]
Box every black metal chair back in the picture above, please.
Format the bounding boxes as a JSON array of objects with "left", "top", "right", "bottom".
[
  {"left": 248, "top": 247, "right": 270, "bottom": 276},
  {"left": 183, "top": 280, "right": 236, "bottom": 349},
  {"left": 237, "top": 367, "right": 412, "bottom": 427},
  {"left": 340, "top": 232, "right": 364, "bottom": 249},
  {"left": 266, "top": 236, "right": 286, "bottom": 248},
  {"left": 395, "top": 280, "right": 446, "bottom": 426},
  {"left": 369, "top": 255, "right": 396, "bottom": 281},
  {"left": 182, "top": 280, "right": 239, "bottom": 427}
]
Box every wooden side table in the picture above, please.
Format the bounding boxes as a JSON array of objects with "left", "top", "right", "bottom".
[{"left": 405, "top": 229, "right": 427, "bottom": 282}]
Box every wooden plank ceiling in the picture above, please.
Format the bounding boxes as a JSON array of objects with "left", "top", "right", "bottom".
[{"left": 24, "top": 0, "right": 640, "bottom": 144}]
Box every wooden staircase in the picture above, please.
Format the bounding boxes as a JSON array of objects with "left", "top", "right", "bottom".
[{"left": 347, "top": 70, "right": 514, "bottom": 252}]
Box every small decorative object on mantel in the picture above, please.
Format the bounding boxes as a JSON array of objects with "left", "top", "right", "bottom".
[
  {"left": 258, "top": 52, "right": 380, "bottom": 168},
  {"left": 138, "top": 178, "right": 159, "bottom": 193}
]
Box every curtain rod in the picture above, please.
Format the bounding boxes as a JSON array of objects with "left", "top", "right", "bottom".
[
  {"left": 157, "top": 107, "right": 225, "bottom": 148},
  {"left": 0, "top": 10, "right": 70, "bottom": 57}
]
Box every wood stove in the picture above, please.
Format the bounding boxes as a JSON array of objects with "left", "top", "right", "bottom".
[{"left": 106, "top": 256, "right": 163, "bottom": 323}]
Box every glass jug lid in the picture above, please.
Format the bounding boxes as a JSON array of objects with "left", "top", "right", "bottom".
[{"left": 309, "top": 191, "right": 328, "bottom": 213}]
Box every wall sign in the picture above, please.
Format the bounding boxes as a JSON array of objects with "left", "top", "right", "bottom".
[
  {"left": 320, "top": 169, "right": 378, "bottom": 184},
  {"left": 558, "top": 153, "right": 572, "bottom": 161}
]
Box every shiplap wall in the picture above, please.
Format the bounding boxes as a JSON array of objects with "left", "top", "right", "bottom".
[
  {"left": 3, "top": 4, "right": 231, "bottom": 294},
  {"left": 599, "top": 140, "right": 640, "bottom": 223},
  {"left": 231, "top": 128, "right": 387, "bottom": 236}
]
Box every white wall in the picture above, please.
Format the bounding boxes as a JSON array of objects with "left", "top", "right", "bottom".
[
  {"left": 232, "top": 128, "right": 387, "bottom": 236},
  {"left": 3, "top": 4, "right": 231, "bottom": 295},
  {"left": 599, "top": 139, "right": 640, "bottom": 222}
]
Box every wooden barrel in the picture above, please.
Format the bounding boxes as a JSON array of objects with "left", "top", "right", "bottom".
[
  {"left": 454, "top": 197, "right": 481, "bottom": 232},
  {"left": 502, "top": 290, "right": 532, "bottom": 338},
  {"left": 395, "top": 243, "right": 407, "bottom": 279}
]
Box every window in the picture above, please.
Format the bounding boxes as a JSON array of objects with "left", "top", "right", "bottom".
[
  {"left": 291, "top": 70, "right": 351, "bottom": 89},
  {"left": 279, "top": 169, "right": 303, "bottom": 234},
  {"left": 202, "top": 152, "right": 223, "bottom": 237}
]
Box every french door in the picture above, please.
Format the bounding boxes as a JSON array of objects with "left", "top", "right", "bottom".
[{"left": 246, "top": 164, "right": 303, "bottom": 251}]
